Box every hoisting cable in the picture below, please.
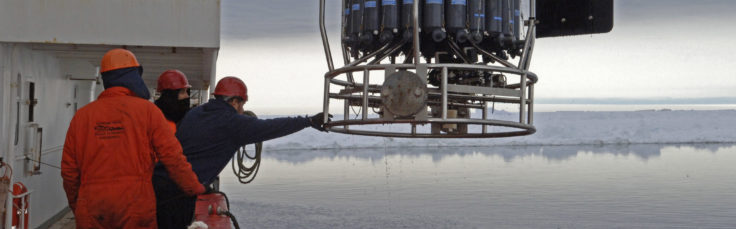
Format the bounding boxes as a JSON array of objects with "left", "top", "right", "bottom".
[
  {"left": 24, "top": 156, "right": 61, "bottom": 170},
  {"left": 469, "top": 41, "right": 517, "bottom": 68},
  {"left": 213, "top": 190, "right": 241, "bottom": 229},
  {"left": 367, "top": 38, "right": 410, "bottom": 65},
  {"left": 351, "top": 106, "right": 361, "bottom": 119},
  {"left": 446, "top": 37, "right": 471, "bottom": 64},
  {"left": 231, "top": 110, "right": 263, "bottom": 184},
  {"left": 347, "top": 42, "right": 395, "bottom": 67},
  {"left": 222, "top": 211, "right": 241, "bottom": 229}
]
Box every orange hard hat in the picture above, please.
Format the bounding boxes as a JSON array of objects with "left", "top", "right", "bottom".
[
  {"left": 214, "top": 76, "right": 248, "bottom": 101},
  {"left": 100, "top": 48, "right": 140, "bottom": 73},
  {"left": 157, "top": 70, "right": 191, "bottom": 92}
]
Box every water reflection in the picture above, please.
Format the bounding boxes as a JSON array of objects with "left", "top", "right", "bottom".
[
  {"left": 224, "top": 144, "right": 736, "bottom": 228},
  {"left": 261, "top": 143, "right": 736, "bottom": 164}
]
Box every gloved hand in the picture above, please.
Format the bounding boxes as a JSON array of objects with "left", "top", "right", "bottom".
[{"left": 309, "top": 112, "right": 332, "bottom": 132}]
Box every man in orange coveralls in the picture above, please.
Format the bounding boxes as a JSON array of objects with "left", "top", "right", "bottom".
[{"left": 61, "top": 48, "right": 205, "bottom": 228}]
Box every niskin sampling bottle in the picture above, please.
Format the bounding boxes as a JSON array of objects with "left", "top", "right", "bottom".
[
  {"left": 424, "top": 0, "right": 446, "bottom": 42},
  {"left": 401, "top": 0, "right": 422, "bottom": 40},
  {"left": 361, "top": 0, "right": 380, "bottom": 44},
  {"left": 468, "top": 0, "right": 485, "bottom": 43},
  {"left": 446, "top": 0, "right": 468, "bottom": 43},
  {"left": 380, "top": 0, "right": 399, "bottom": 43}
]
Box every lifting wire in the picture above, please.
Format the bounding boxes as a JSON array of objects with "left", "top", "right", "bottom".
[
  {"left": 208, "top": 191, "right": 241, "bottom": 229},
  {"left": 231, "top": 111, "right": 263, "bottom": 184},
  {"left": 24, "top": 156, "right": 61, "bottom": 170},
  {"left": 351, "top": 105, "right": 362, "bottom": 119}
]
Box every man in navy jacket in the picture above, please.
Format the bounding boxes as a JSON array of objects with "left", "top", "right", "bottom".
[{"left": 153, "top": 76, "right": 331, "bottom": 228}]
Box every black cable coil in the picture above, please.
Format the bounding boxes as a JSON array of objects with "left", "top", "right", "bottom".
[{"left": 231, "top": 111, "right": 263, "bottom": 184}]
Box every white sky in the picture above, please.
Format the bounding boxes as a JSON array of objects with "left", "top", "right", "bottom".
[{"left": 216, "top": 0, "right": 736, "bottom": 114}]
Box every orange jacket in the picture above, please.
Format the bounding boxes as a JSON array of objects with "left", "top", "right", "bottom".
[
  {"left": 61, "top": 87, "right": 204, "bottom": 228},
  {"left": 167, "top": 120, "right": 177, "bottom": 133}
]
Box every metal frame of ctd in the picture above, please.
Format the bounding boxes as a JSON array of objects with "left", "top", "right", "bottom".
[{"left": 319, "top": 0, "right": 538, "bottom": 138}]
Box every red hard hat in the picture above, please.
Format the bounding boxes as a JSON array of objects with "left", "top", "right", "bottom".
[
  {"left": 157, "top": 70, "right": 191, "bottom": 92},
  {"left": 100, "top": 48, "right": 140, "bottom": 73},
  {"left": 214, "top": 76, "right": 248, "bottom": 101}
]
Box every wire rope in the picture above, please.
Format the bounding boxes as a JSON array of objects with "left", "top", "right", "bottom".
[{"left": 231, "top": 111, "right": 263, "bottom": 184}]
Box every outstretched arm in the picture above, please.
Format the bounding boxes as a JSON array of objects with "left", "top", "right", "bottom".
[{"left": 233, "top": 115, "right": 311, "bottom": 146}]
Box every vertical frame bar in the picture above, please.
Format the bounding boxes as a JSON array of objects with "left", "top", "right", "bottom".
[
  {"left": 528, "top": 84, "right": 534, "bottom": 124},
  {"left": 412, "top": 0, "right": 421, "bottom": 65},
  {"left": 344, "top": 99, "right": 349, "bottom": 129},
  {"left": 91, "top": 67, "right": 99, "bottom": 103},
  {"left": 362, "top": 69, "right": 370, "bottom": 120},
  {"left": 519, "top": 73, "right": 527, "bottom": 123},
  {"left": 323, "top": 75, "right": 330, "bottom": 123},
  {"left": 482, "top": 102, "right": 488, "bottom": 133},
  {"left": 519, "top": 1, "right": 534, "bottom": 125},
  {"left": 441, "top": 67, "right": 448, "bottom": 119},
  {"left": 319, "top": 0, "right": 335, "bottom": 71},
  {"left": 530, "top": 0, "right": 536, "bottom": 18},
  {"left": 519, "top": 1, "right": 536, "bottom": 70}
]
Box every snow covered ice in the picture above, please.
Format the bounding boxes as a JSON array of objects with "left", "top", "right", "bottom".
[{"left": 263, "top": 109, "right": 736, "bottom": 150}]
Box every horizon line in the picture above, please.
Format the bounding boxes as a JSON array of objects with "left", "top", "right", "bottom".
[{"left": 535, "top": 97, "right": 736, "bottom": 105}]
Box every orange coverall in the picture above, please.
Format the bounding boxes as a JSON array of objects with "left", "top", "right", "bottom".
[
  {"left": 166, "top": 120, "right": 177, "bottom": 133},
  {"left": 61, "top": 87, "right": 204, "bottom": 228}
]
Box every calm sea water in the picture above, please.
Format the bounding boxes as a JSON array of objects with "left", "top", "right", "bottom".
[
  {"left": 517, "top": 104, "right": 736, "bottom": 112},
  {"left": 220, "top": 144, "right": 736, "bottom": 228}
]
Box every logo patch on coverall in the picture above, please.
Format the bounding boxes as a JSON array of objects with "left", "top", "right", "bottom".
[{"left": 95, "top": 121, "right": 125, "bottom": 139}]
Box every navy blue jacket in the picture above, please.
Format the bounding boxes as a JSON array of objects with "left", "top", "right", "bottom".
[{"left": 153, "top": 98, "right": 310, "bottom": 185}]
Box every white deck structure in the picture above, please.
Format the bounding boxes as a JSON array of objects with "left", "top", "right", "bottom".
[{"left": 0, "top": 0, "right": 220, "bottom": 227}]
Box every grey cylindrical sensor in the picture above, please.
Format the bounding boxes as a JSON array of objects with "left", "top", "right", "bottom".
[
  {"left": 401, "top": 0, "right": 421, "bottom": 40},
  {"left": 468, "top": 0, "right": 485, "bottom": 43},
  {"left": 350, "top": 0, "right": 363, "bottom": 37},
  {"left": 362, "top": 0, "right": 380, "bottom": 43},
  {"left": 512, "top": 0, "right": 521, "bottom": 41},
  {"left": 485, "top": 0, "right": 502, "bottom": 37},
  {"left": 502, "top": 0, "right": 512, "bottom": 38},
  {"left": 343, "top": 0, "right": 352, "bottom": 43},
  {"left": 424, "top": 0, "right": 446, "bottom": 42},
  {"left": 380, "top": 0, "right": 399, "bottom": 43},
  {"left": 446, "top": 0, "right": 468, "bottom": 43}
]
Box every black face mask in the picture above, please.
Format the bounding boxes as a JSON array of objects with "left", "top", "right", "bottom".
[{"left": 155, "top": 90, "right": 190, "bottom": 123}]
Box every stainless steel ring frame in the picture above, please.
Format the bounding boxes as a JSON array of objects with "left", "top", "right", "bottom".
[{"left": 319, "top": 0, "right": 538, "bottom": 138}]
